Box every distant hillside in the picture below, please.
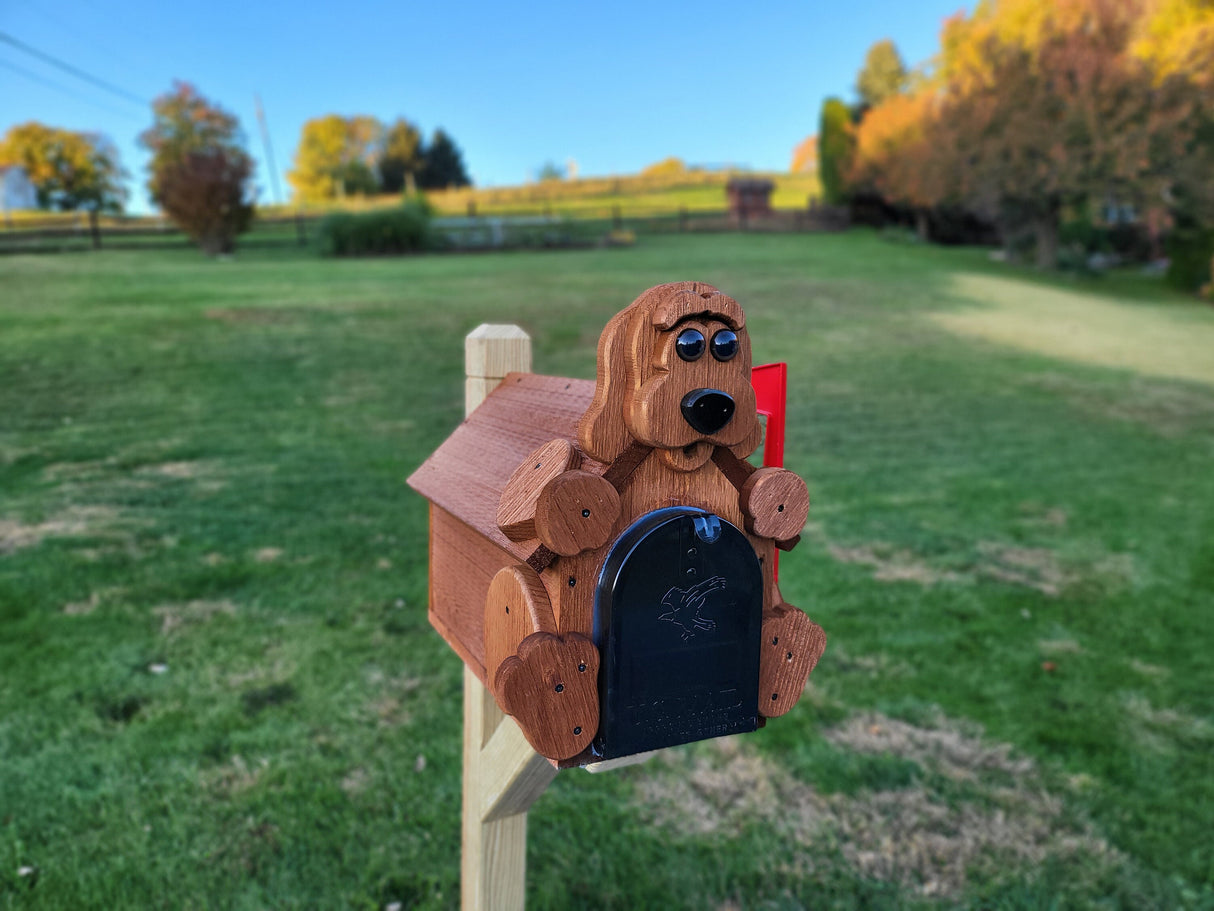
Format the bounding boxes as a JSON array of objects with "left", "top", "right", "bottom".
[{"left": 3, "top": 169, "right": 823, "bottom": 229}]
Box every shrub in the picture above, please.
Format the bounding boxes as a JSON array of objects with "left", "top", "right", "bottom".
[
  {"left": 156, "top": 148, "right": 253, "bottom": 255},
  {"left": 818, "top": 97, "right": 856, "bottom": 205},
  {"left": 1165, "top": 222, "right": 1214, "bottom": 292},
  {"left": 316, "top": 199, "right": 434, "bottom": 256}
]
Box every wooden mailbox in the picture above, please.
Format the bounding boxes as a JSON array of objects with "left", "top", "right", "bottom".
[{"left": 409, "top": 281, "right": 827, "bottom": 767}]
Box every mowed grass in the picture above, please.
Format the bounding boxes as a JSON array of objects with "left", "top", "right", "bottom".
[{"left": 1, "top": 233, "right": 1212, "bottom": 909}]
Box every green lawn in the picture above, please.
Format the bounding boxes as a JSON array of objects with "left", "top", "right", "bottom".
[{"left": 1, "top": 233, "right": 1212, "bottom": 909}]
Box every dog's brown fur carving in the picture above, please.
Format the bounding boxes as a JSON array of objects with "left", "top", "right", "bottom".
[
  {"left": 489, "top": 282, "right": 826, "bottom": 762},
  {"left": 580, "top": 281, "right": 764, "bottom": 471}
]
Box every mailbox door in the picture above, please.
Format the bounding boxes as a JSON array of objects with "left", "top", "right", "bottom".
[{"left": 593, "top": 507, "right": 762, "bottom": 759}]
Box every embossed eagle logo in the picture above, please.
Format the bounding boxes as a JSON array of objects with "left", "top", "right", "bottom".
[{"left": 658, "top": 576, "right": 726, "bottom": 640}]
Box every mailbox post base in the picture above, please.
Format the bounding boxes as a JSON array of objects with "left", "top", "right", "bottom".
[{"left": 461, "top": 668, "right": 557, "bottom": 910}]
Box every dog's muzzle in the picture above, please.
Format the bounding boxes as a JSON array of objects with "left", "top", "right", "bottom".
[{"left": 680, "top": 388, "right": 735, "bottom": 435}]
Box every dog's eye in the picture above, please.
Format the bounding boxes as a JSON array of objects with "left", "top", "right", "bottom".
[
  {"left": 711, "top": 329, "right": 739, "bottom": 361},
  {"left": 675, "top": 328, "right": 705, "bottom": 361}
]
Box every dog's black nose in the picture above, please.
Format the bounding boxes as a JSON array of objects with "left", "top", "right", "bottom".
[{"left": 680, "top": 389, "right": 735, "bottom": 435}]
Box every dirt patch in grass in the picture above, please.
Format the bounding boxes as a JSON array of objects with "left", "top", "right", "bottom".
[
  {"left": 152, "top": 598, "right": 237, "bottom": 634},
  {"left": 368, "top": 674, "right": 425, "bottom": 727},
  {"left": 827, "top": 543, "right": 959, "bottom": 586},
  {"left": 1024, "top": 371, "right": 1214, "bottom": 438},
  {"left": 826, "top": 534, "right": 1131, "bottom": 598},
  {"left": 253, "top": 546, "right": 284, "bottom": 563},
  {"left": 976, "top": 542, "right": 1068, "bottom": 595},
  {"left": 636, "top": 712, "right": 1116, "bottom": 899},
  {"left": 63, "top": 587, "right": 126, "bottom": 616},
  {"left": 1129, "top": 659, "right": 1170, "bottom": 678},
  {"left": 1121, "top": 693, "right": 1213, "bottom": 749},
  {"left": 829, "top": 644, "right": 915, "bottom": 679},
  {"left": 341, "top": 767, "right": 369, "bottom": 795},
  {"left": 0, "top": 505, "right": 122, "bottom": 555},
  {"left": 203, "top": 754, "right": 269, "bottom": 795},
  {"left": 1018, "top": 502, "right": 1069, "bottom": 527}
]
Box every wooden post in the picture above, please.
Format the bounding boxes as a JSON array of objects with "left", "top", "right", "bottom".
[{"left": 461, "top": 324, "right": 558, "bottom": 911}]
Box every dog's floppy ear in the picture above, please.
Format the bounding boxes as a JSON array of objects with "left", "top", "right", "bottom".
[
  {"left": 578, "top": 303, "right": 637, "bottom": 463},
  {"left": 580, "top": 281, "right": 739, "bottom": 463}
]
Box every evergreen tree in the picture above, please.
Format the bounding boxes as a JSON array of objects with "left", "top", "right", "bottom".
[{"left": 417, "top": 129, "right": 470, "bottom": 189}]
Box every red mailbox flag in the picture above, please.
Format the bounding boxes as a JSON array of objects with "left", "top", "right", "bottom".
[{"left": 751, "top": 362, "right": 788, "bottom": 579}]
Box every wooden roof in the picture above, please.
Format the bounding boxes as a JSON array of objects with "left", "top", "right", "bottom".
[{"left": 407, "top": 373, "right": 602, "bottom": 558}]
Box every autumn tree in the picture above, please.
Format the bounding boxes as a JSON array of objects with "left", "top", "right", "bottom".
[
  {"left": 0, "top": 122, "right": 127, "bottom": 212},
  {"left": 378, "top": 118, "right": 424, "bottom": 194},
  {"left": 139, "top": 82, "right": 254, "bottom": 254},
  {"left": 289, "top": 115, "right": 384, "bottom": 202},
  {"left": 817, "top": 97, "right": 855, "bottom": 205},
  {"left": 856, "top": 40, "right": 909, "bottom": 111},
  {"left": 933, "top": 0, "right": 1209, "bottom": 267},
  {"left": 640, "top": 157, "right": 688, "bottom": 178},
  {"left": 417, "top": 129, "right": 471, "bottom": 190},
  {"left": 850, "top": 90, "right": 946, "bottom": 237},
  {"left": 790, "top": 136, "right": 817, "bottom": 174}
]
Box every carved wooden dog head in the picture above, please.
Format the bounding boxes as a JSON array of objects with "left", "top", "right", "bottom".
[{"left": 579, "top": 281, "right": 763, "bottom": 471}]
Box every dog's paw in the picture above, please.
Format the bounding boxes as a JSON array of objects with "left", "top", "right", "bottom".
[
  {"left": 759, "top": 603, "right": 826, "bottom": 717},
  {"left": 741, "top": 468, "right": 809, "bottom": 541},
  {"left": 494, "top": 632, "right": 600, "bottom": 760},
  {"left": 535, "top": 470, "right": 620, "bottom": 556}
]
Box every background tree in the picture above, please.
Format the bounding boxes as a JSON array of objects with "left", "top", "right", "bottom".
[
  {"left": 817, "top": 97, "right": 855, "bottom": 205},
  {"left": 850, "top": 90, "right": 945, "bottom": 236},
  {"left": 0, "top": 122, "right": 127, "bottom": 212},
  {"left": 855, "top": 39, "right": 908, "bottom": 111},
  {"left": 640, "top": 157, "right": 688, "bottom": 178},
  {"left": 139, "top": 82, "right": 246, "bottom": 207},
  {"left": 536, "top": 161, "right": 566, "bottom": 182},
  {"left": 417, "top": 129, "right": 470, "bottom": 190},
  {"left": 789, "top": 136, "right": 817, "bottom": 175},
  {"left": 156, "top": 148, "right": 253, "bottom": 255},
  {"left": 289, "top": 115, "right": 384, "bottom": 202},
  {"left": 140, "top": 82, "right": 254, "bottom": 254},
  {"left": 378, "top": 118, "right": 424, "bottom": 194},
  {"left": 933, "top": 0, "right": 1206, "bottom": 267}
]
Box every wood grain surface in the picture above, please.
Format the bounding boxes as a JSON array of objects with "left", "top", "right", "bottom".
[
  {"left": 758, "top": 602, "right": 826, "bottom": 718},
  {"left": 497, "top": 439, "right": 581, "bottom": 542},
  {"left": 740, "top": 466, "right": 810, "bottom": 540},
  {"left": 495, "top": 632, "right": 600, "bottom": 761}
]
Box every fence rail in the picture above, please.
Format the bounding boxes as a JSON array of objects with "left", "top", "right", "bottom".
[{"left": 0, "top": 206, "right": 849, "bottom": 255}]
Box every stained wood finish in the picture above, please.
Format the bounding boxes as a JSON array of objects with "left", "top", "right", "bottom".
[
  {"left": 740, "top": 467, "right": 810, "bottom": 541},
  {"left": 758, "top": 602, "right": 826, "bottom": 718},
  {"left": 495, "top": 632, "right": 600, "bottom": 761},
  {"left": 430, "top": 506, "right": 520, "bottom": 682},
  {"left": 497, "top": 439, "right": 581, "bottom": 542},
  {"left": 534, "top": 470, "right": 620, "bottom": 556},
  {"left": 483, "top": 563, "right": 557, "bottom": 689},
  {"left": 409, "top": 373, "right": 600, "bottom": 566},
  {"left": 579, "top": 282, "right": 763, "bottom": 467}
]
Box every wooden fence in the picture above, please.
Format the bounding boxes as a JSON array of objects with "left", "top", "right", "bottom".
[{"left": 0, "top": 205, "right": 850, "bottom": 255}]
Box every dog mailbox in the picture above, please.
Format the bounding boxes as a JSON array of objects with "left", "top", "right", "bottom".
[{"left": 408, "top": 281, "right": 826, "bottom": 765}]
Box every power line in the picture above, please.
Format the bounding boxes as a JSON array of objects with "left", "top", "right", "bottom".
[
  {"left": 0, "top": 56, "right": 143, "bottom": 122},
  {"left": 0, "top": 31, "right": 146, "bottom": 108}
]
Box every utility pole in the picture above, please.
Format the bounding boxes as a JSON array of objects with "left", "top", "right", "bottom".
[{"left": 254, "top": 93, "right": 284, "bottom": 206}]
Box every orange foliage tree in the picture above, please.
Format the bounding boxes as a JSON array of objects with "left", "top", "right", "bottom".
[
  {"left": 850, "top": 90, "right": 944, "bottom": 237},
  {"left": 850, "top": 0, "right": 1213, "bottom": 267}
]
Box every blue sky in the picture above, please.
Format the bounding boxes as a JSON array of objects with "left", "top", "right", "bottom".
[{"left": 1, "top": 0, "right": 967, "bottom": 213}]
